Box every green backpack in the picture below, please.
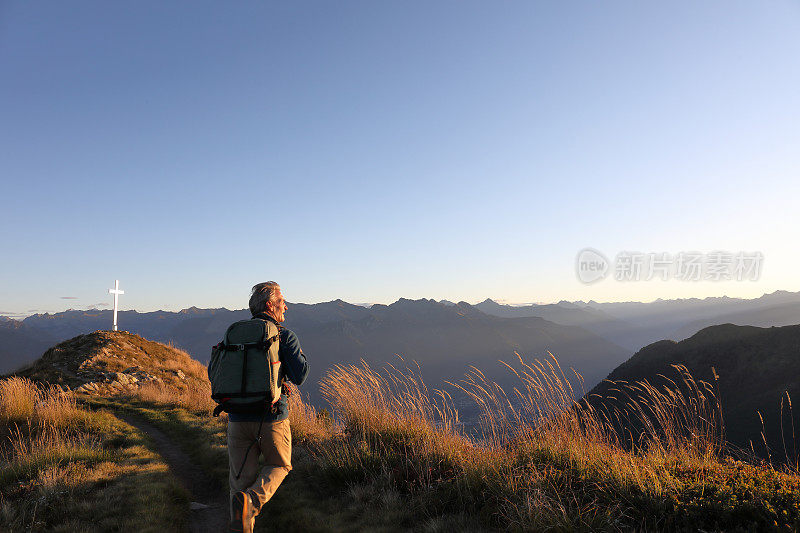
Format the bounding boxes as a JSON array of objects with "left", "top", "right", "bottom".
[{"left": 208, "top": 318, "right": 282, "bottom": 417}]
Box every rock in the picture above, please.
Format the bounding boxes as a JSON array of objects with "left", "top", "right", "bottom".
[
  {"left": 113, "top": 372, "right": 138, "bottom": 385},
  {"left": 75, "top": 381, "right": 100, "bottom": 394}
]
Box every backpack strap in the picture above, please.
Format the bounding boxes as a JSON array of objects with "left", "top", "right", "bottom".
[{"left": 223, "top": 340, "right": 273, "bottom": 352}]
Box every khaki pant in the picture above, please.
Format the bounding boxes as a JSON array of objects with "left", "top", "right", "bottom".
[{"left": 227, "top": 418, "right": 292, "bottom": 520}]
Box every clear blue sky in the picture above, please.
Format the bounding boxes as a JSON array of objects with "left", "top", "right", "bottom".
[{"left": 2, "top": 1, "right": 799, "bottom": 316}]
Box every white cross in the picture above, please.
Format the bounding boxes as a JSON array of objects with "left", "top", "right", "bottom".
[{"left": 108, "top": 279, "right": 125, "bottom": 331}]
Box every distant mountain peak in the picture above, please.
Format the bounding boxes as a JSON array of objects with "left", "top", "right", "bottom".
[
  {"left": 556, "top": 300, "right": 579, "bottom": 308},
  {"left": 392, "top": 297, "right": 438, "bottom": 306}
]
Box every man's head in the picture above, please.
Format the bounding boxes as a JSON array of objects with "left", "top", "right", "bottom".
[{"left": 249, "top": 281, "right": 287, "bottom": 323}]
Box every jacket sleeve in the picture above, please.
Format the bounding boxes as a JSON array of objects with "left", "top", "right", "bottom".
[{"left": 279, "top": 328, "right": 309, "bottom": 386}]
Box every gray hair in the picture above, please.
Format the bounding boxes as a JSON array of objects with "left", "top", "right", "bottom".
[{"left": 249, "top": 281, "right": 281, "bottom": 316}]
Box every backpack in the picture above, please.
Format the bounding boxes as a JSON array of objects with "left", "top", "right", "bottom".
[{"left": 208, "top": 318, "right": 282, "bottom": 417}]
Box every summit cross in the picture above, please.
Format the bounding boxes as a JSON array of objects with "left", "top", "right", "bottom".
[{"left": 108, "top": 279, "right": 125, "bottom": 331}]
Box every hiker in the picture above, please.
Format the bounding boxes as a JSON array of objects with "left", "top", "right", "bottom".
[{"left": 226, "top": 282, "right": 309, "bottom": 532}]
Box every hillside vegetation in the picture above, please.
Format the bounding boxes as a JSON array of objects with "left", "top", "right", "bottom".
[
  {"left": 0, "top": 376, "right": 187, "bottom": 531},
  {"left": 2, "top": 330, "right": 800, "bottom": 531},
  {"left": 301, "top": 355, "right": 800, "bottom": 531},
  {"left": 589, "top": 323, "right": 800, "bottom": 463}
]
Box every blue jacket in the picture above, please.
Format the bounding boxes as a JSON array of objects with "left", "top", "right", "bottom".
[{"left": 228, "top": 313, "right": 309, "bottom": 423}]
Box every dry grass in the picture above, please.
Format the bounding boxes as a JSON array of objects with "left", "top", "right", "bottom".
[
  {"left": 0, "top": 376, "right": 39, "bottom": 422},
  {"left": 159, "top": 344, "right": 208, "bottom": 380},
  {"left": 0, "top": 377, "right": 100, "bottom": 434},
  {"left": 0, "top": 376, "right": 187, "bottom": 531},
  {"left": 303, "top": 352, "right": 800, "bottom": 531},
  {"left": 129, "top": 379, "right": 216, "bottom": 415},
  {"left": 287, "top": 389, "right": 334, "bottom": 443},
  {"left": 0, "top": 376, "right": 112, "bottom": 512}
]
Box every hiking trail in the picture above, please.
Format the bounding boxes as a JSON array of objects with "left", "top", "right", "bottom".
[{"left": 117, "top": 413, "right": 230, "bottom": 533}]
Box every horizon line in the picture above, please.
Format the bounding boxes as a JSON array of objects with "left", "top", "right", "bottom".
[{"left": 3, "top": 288, "right": 796, "bottom": 319}]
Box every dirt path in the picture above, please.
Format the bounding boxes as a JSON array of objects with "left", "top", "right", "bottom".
[{"left": 117, "top": 413, "right": 230, "bottom": 533}]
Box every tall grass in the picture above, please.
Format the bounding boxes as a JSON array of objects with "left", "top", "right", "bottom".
[
  {"left": 287, "top": 388, "right": 333, "bottom": 443},
  {"left": 1, "top": 376, "right": 102, "bottom": 432},
  {"left": 129, "top": 379, "right": 216, "bottom": 415},
  {"left": 0, "top": 377, "right": 111, "bottom": 490},
  {"left": 1, "top": 375, "right": 190, "bottom": 531},
  {"left": 305, "top": 353, "right": 800, "bottom": 530},
  {"left": 0, "top": 376, "right": 39, "bottom": 422}
]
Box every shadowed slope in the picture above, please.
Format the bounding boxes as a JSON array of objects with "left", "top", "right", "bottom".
[{"left": 587, "top": 323, "right": 800, "bottom": 462}]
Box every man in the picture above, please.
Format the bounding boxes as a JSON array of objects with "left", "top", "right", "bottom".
[{"left": 228, "top": 281, "right": 309, "bottom": 533}]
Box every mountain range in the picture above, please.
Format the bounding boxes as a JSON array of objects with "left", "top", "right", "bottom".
[
  {"left": 4, "top": 290, "right": 800, "bottom": 416},
  {"left": 1, "top": 299, "right": 631, "bottom": 409},
  {"left": 475, "top": 290, "right": 800, "bottom": 351}
]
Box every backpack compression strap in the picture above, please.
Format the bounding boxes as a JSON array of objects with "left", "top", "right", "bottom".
[{"left": 222, "top": 340, "right": 275, "bottom": 352}]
